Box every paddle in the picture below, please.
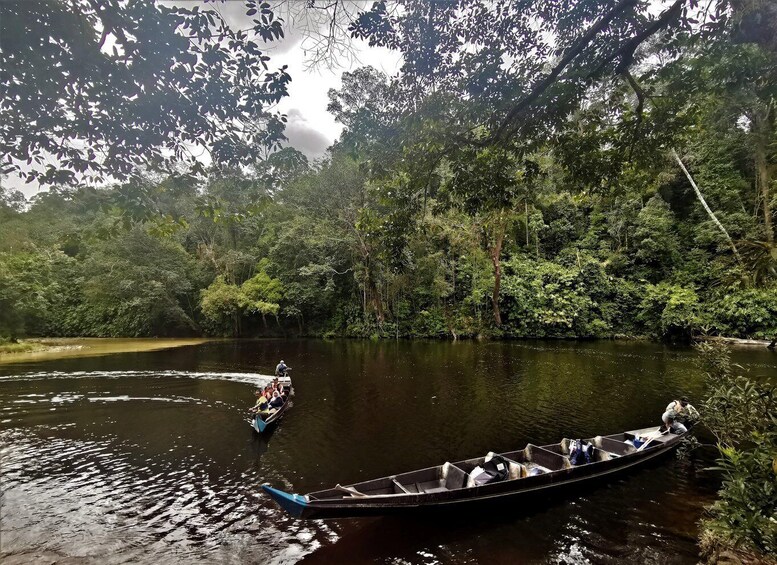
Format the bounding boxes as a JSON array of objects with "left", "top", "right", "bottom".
[
  {"left": 334, "top": 484, "right": 367, "bottom": 498},
  {"left": 636, "top": 428, "right": 669, "bottom": 452}
]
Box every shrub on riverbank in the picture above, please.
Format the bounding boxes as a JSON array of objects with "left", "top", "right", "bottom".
[
  {"left": 697, "top": 343, "right": 777, "bottom": 563},
  {"left": 707, "top": 289, "right": 777, "bottom": 340}
]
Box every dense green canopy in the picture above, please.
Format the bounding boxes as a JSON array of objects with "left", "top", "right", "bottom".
[
  {"left": 2, "top": 0, "right": 776, "bottom": 342},
  {"left": 2, "top": 5, "right": 776, "bottom": 557}
]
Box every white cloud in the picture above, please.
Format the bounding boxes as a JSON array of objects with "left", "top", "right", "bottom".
[{"left": 282, "top": 108, "right": 333, "bottom": 159}]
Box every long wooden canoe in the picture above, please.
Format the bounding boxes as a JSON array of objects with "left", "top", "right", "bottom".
[
  {"left": 252, "top": 376, "right": 293, "bottom": 433},
  {"left": 262, "top": 426, "right": 686, "bottom": 519}
]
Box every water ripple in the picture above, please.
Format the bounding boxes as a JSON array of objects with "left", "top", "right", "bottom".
[{"left": 1, "top": 340, "right": 767, "bottom": 564}]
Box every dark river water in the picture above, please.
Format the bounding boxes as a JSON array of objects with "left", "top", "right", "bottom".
[{"left": 1, "top": 339, "right": 776, "bottom": 564}]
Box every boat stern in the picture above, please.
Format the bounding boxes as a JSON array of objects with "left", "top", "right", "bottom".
[{"left": 262, "top": 485, "right": 309, "bottom": 518}]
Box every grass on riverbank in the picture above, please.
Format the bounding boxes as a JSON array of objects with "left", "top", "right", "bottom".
[
  {"left": 0, "top": 341, "right": 39, "bottom": 354},
  {"left": 0, "top": 337, "right": 210, "bottom": 364},
  {"left": 0, "top": 338, "right": 87, "bottom": 356}
]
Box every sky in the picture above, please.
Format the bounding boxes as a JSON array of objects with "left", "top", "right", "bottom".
[
  {"left": 8, "top": 1, "right": 402, "bottom": 198},
  {"left": 273, "top": 33, "right": 401, "bottom": 160},
  {"left": 208, "top": 1, "right": 401, "bottom": 160}
]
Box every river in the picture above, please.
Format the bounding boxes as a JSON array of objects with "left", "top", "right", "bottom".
[{"left": 1, "top": 339, "right": 775, "bottom": 564}]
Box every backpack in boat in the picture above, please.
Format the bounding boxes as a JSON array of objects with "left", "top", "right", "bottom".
[
  {"left": 481, "top": 455, "right": 510, "bottom": 483},
  {"left": 569, "top": 439, "right": 592, "bottom": 466},
  {"left": 470, "top": 455, "right": 510, "bottom": 485}
]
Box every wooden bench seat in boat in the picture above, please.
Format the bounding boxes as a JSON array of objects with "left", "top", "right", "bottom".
[
  {"left": 419, "top": 462, "right": 468, "bottom": 493},
  {"left": 593, "top": 436, "right": 637, "bottom": 456},
  {"left": 499, "top": 444, "right": 571, "bottom": 472}
]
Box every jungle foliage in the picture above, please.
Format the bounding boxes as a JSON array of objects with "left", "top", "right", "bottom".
[{"left": 696, "top": 343, "right": 777, "bottom": 561}]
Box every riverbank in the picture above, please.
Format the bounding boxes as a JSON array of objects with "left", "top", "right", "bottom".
[
  {"left": 697, "top": 335, "right": 776, "bottom": 348},
  {"left": 0, "top": 337, "right": 211, "bottom": 364}
]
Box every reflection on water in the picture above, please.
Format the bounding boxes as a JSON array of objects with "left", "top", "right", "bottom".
[{"left": 0, "top": 340, "right": 775, "bottom": 563}]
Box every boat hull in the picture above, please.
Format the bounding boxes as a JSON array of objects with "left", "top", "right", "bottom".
[{"left": 263, "top": 428, "right": 685, "bottom": 519}]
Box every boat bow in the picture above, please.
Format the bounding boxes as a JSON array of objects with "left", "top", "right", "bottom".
[{"left": 262, "top": 485, "right": 308, "bottom": 518}]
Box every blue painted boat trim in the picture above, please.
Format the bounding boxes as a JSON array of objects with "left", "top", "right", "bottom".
[{"left": 262, "top": 485, "right": 307, "bottom": 518}]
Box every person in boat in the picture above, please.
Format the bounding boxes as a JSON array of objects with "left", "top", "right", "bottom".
[
  {"left": 261, "top": 386, "right": 274, "bottom": 409},
  {"left": 663, "top": 414, "right": 687, "bottom": 434},
  {"left": 268, "top": 390, "right": 284, "bottom": 410},
  {"left": 275, "top": 360, "right": 289, "bottom": 377},
  {"left": 662, "top": 396, "right": 699, "bottom": 432},
  {"left": 250, "top": 389, "right": 270, "bottom": 420}
]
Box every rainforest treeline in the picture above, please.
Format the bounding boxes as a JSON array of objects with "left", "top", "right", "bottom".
[{"left": 2, "top": 98, "right": 775, "bottom": 342}]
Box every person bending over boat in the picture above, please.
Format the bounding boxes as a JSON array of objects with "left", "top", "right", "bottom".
[
  {"left": 661, "top": 396, "right": 699, "bottom": 433},
  {"left": 275, "top": 360, "right": 290, "bottom": 377}
]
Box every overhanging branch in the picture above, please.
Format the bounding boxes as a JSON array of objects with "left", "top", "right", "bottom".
[
  {"left": 489, "top": 0, "right": 685, "bottom": 147},
  {"left": 490, "top": 0, "right": 640, "bottom": 144}
]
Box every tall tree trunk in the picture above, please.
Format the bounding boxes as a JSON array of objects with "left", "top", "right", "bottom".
[
  {"left": 488, "top": 222, "right": 505, "bottom": 327},
  {"left": 490, "top": 247, "right": 502, "bottom": 326},
  {"left": 753, "top": 111, "right": 775, "bottom": 245},
  {"left": 672, "top": 149, "right": 743, "bottom": 265},
  {"left": 525, "top": 200, "right": 530, "bottom": 246},
  {"left": 233, "top": 312, "right": 241, "bottom": 337}
]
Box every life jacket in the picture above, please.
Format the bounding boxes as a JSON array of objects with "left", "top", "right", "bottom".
[{"left": 256, "top": 395, "right": 269, "bottom": 414}]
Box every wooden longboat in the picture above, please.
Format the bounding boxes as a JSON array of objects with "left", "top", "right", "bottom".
[
  {"left": 252, "top": 376, "right": 293, "bottom": 433},
  {"left": 262, "top": 426, "right": 687, "bottom": 519}
]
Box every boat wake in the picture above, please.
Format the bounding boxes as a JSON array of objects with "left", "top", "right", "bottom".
[{"left": 0, "top": 370, "right": 278, "bottom": 386}]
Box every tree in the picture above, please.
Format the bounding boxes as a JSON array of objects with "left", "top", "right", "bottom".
[
  {"left": 0, "top": 249, "right": 74, "bottom": 340},
  {"left": 443, "top": 145, "right": 523, "bottom": 325},
  {"left": 240, "top": 259, "right": 284, "bottom": 327},
  {"left": 633, "top": 195, "right": 679, "bottom": 280},
  {"left": 1, "top": 0, "right": 290, "bottom": 185},
  {"left": 253, "top": 147, "right": 310, "bottom": 195},
  {"left": 347, "top": 0, "right": 729, "bottom": 145},
  {"left": 80, "top": 228, "right": 200, "bottom": 336},
  {"left": 200, "top": 276, "right": 244, "bottom": 336},
  {"left": 327, "top": 66, "right": 399, "bottom": 154}
]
